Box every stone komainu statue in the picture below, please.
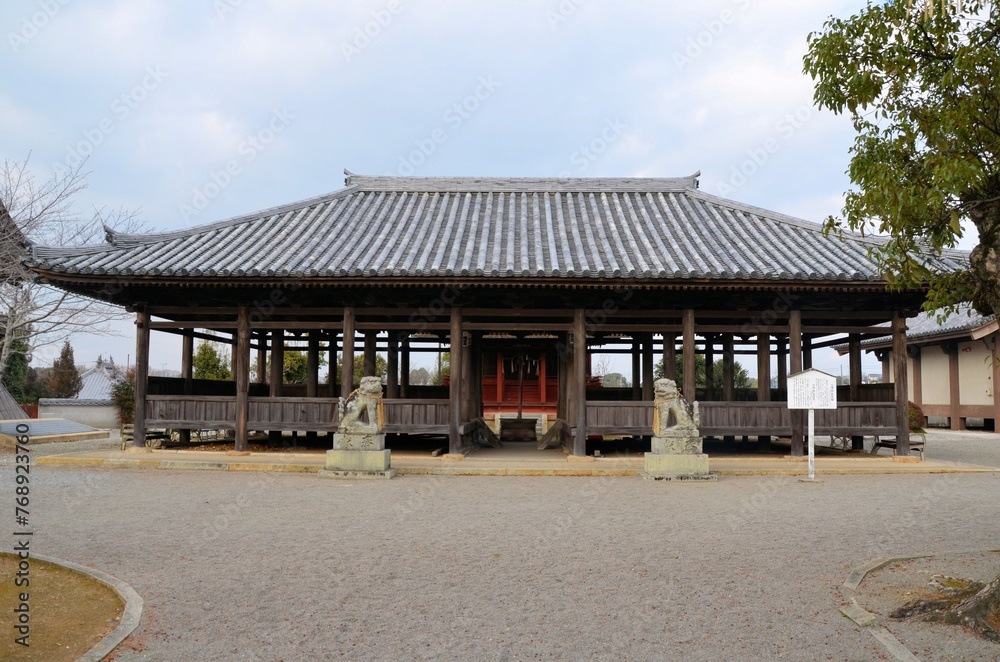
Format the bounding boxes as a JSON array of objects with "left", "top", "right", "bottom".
[
  {"left": 338, "top": 376, "right": 384, "bottom": 433},
  {"left": 653, "top": 378, "right": 699, "bottom": 436}
]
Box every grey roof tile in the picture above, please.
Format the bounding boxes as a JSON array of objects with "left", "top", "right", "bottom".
[{"left": 27, "top": 172, "right": 970, "bottom": 282}]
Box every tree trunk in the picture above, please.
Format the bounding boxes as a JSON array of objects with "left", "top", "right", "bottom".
[
  {"left": 968, "top": 199, "right": 1000, "bottom": 317},
  {"left": 945, "top": 572, "right": 1000, "bottom": 643}
]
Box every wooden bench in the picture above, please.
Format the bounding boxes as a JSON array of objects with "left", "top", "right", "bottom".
[{"left": 870, "top": 432, "right": 926, "bottom": 460}]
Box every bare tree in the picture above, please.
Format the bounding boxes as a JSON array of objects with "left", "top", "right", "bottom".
[{"left": 0, "top": 155, "right": 143, "bottom": 377}]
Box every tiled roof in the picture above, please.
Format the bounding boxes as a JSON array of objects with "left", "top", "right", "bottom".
[
  {"left": 27, "top": 172, "right": 968, "bottom": 282},
  {"left": 0, "top": 382, "right": 24, "bottom": 420},
  {"left": 838, "top": 303, "right": 996, "bottom": 351}
]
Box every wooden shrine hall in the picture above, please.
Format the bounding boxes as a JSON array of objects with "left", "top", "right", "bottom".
[{"left": 25, "top": 172, "right": 968, "bottom": 456}]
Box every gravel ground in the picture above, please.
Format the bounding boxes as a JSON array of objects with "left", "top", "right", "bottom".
[{"left": 2, "top": 433, "right": 998, "bottom": 660}]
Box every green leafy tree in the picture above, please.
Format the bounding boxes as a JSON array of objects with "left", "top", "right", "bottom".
[
  {"left": 281, "top": 350, "right": 328, "bottom": 384},
  {"left": 48, "top": 340, "right": 83, "bottom": 398},
  {"left": 192, "top": 339, "right": 231, "bottom": 381},
  {"left": 656, "top": 356, "right": 753, "bottom": 393},
  {"left": 1, "top": 335, "right": 29, "bottom": 401},
  {"left": 805, "top": 1, "right": 1000, "bottom": 641},
  {"left": 334, "top": 353, "right": 387, "bottom": 388},
  {"left": 803, "top": 1, "right": 1000, "bottom": 316},
  {"left": 110, "top": 367, "right": 135, "bottom": 426},
  {"left": 431, "top": 351, "right": 450, "bottom": 386}
]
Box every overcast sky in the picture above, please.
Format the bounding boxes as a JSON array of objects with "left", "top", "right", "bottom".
[{"left": 2, "top": 0, "right": 976, "bottom": 379}]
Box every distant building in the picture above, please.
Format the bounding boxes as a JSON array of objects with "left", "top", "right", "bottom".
[
  {"left": 0, "top": 381, "right": 27, "bottom": 420},
  {"left": 38, "top": 356, "right": 122, "bottom": 428},
  {"left": 842, "top": 305, "right": 998, "bottom": 430}
]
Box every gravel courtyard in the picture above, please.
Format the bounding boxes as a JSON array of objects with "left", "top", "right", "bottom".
[{"left": 3, "top": 431, "right": 999, "bottom": 660}]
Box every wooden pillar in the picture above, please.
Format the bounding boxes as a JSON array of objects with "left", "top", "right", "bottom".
[
  {"left": 756, "top": 331, "right": 771, "bottom": 450},
  {"left": 496, "top": 353, "right": 505, "bottom": 403},
  {"left": 133, "top": 310, "right": 150, "bottom": 449},
  {"left": 775, "top": 339, "right": 786, "bottom": 392},
  {"left": 328, "top": 332, "right": 337, "bottom": 393},
  {"left": 364, "top": 331, "right": 377, "bottom": 377},
  {"left": 256, "top": 337, "right": 267, "bottom": 384},
  {"left": 449, "top": 307, "right": 463, "bottom": 454},
  {"left": 893, "top": 312, "right": 910, "bottom": 454},
  {"left": 641, "top": 333, "right": 654, "bottom": 400},
  {"left": 387, "top": 334, "right": 399, "bottom": 399},
  {"left": 663, "top": 333, "right": 677, "bottom": 381},
  {"left": 179, "top": 330, "right": 194, "bottom": 443},
  {"left": 947, "top": 343, "right": 963, "bottom": 430},
  {"left": 881, "top": 354, "right": 892, "bottom": 383},
  {"left": 557, "top": 333, "right": 568, "bottom": 423},
  {"left": 722, "top": 334, "right": 735, "bottom": 401},
  {"left": 803, "top": 336, "right": 813, "bottom": 369},
  {"left": 270, "top": 332, "right": 284, "bottom": 397},
  {"left": 631, "top": 337, "right": 642, "bottom": 400},
  {"left": 471, "top": 332, "right": 483, "bottom": 418},
  {"left": 399, "top": 335, "right": 410, "bottom": 398},
  {"left": 911, "top": 347, "right": 922, "bottom": 407},
  {"left": 704, "top": 336, "right": 715, "bottom": 400},
  {"left": 307, "top": 331, "right": 319, "bottom": 399},
  {"left": 848, "top": 334, "right": 864, "bottom": 449},
  {"left": 848, "top": 335, "right": 862, "bottom": 402},
  {"left": 789, "top": 311, "right": 804, "bottom": 456},
  {"left": 234, "top": 307, "right": 251, "bottom": 453},
  {"left": 268, "top": 331, "right": 284, "bottom": 445},
  {"left": 340, "top": 308, "right": 355, "bottom": 399},
  {"left": 461, "top": 330, "right": 473, "bottom": 422},
  {"left": 682, "top": 309, "right": 696, "bottom": 403},
  {"left": 572, "top": 308, "right": 587, "bottom": 456},
  {"left": 539, "top": 353, "right": 547, "bottom": 404}
]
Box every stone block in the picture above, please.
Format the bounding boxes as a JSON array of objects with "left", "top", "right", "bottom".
[
  {"left": 324, "top": 449, "right": 391, "bottom": 472},
  {"left": 651, "top": 434, "right": 702, "bottom": 455},
  {"left": 333, "top": 432, "right": 386, "bottom": 451},
  {"left": 642, "top": 452, "right": 711, "bottom": 477}
]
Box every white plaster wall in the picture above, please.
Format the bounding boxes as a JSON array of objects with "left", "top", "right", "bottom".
[
  {"left": 38, "top": 404, "right": 118, "bottom": 429},
  {"left": 920, "top": 345, "right": 951, "bottom": 406},
  {"left": 958, "top": 341, "right": 993, "bottom": 406}
]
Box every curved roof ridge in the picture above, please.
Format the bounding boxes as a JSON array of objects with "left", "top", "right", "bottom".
[
  {"left": 344, "top": 170, "right": 701, "bottom": 193},
  {"left": 103, "top": 185, "right": 359, "bottom": 247}
]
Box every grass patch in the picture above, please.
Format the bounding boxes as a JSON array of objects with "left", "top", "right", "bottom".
[{"left": 0, "top": 553, "right": 124, "bottom": 661}]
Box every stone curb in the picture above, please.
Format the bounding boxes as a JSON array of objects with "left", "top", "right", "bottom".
[
  {"left": 840, "top": 548, "right": 1000, "bottom": 661},
  {"left": 33, "top": 553, "right": 143, "bottom": 661},
  {"left": 36, "top": 453, "right": 1000, "bottom": 476}
]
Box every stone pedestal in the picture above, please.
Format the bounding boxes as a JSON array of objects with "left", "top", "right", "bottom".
[
  {"left": 317, "top": 432, "right": 396, "bottom": 479},
  {"left": 640, "top": 432, "right": 716, "bottom": 481}
]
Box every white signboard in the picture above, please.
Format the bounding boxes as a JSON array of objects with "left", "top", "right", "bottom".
[{"left": 787, "top": 369, "right": 838, "bottom": 410}]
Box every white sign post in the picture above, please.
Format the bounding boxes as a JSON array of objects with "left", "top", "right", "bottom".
[{"left": 786, "top": 369, "right": 838, "bottom": 481}]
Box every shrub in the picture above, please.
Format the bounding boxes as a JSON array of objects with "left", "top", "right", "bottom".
[{"left": 908, "top": 401, "right": 926, "bottom": 432}]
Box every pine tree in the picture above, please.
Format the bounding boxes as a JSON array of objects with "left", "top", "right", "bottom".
[{"left": 48, "top": 340, "right": 83, "bottom": 398}]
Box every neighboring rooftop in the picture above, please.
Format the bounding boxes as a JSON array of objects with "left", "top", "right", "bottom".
[
  {"left": 39, "top": 357, "right": 122, "bottom": 404},
  {"left": 837, "top": 303, "right": 997, "bottom": 352},
  {"left": 0, "top": 381, "right": 25, "bottom": 420},
  {"left": 26, "top": 171, "right": 968, "bottom": 283}
]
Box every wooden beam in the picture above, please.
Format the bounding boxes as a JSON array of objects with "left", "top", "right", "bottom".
[
  {"left": 133, "top": 311, "right": 150, "bottom": 449},
  {"left": 387, "top": 333, "right": 399, "bottom": 399},
  {"left": 307, "top": 331, "right": 319, "bottom": 399},
  {"left": 573, "top": 308, "right": 587, "bottom": 456},
  {"left": 789, "top": 311, "right": 804, "bottom": 456},
  {"left": 722, "top": 334, "right": 735, "bottom": 401},
  {"left": 341, "top": 307, "right": 355, "bottom": 399},
  {"left": 364, "top": 331, "right": 377, "bottom": 377},
  {"left": 893, "top": 312, "right": 910, "bottom": 454},
  {"left": 663, "top": 333, "right": 677, "bottom": 381},
  {"left": 641, "top": 333, "right": 654, "bottom": 400},
  {"left": 683, "top": 309, "right": 696, "bottom": 403},
  {"left": 235, "top": 307, "right": 251, "bottom": 452},
  {"left": 399, "top": 334, "right": 409, "bottom": 398},
  {"left": 270, "top": 331, "right": 284, "bottom": 397},
  {"left": 449, "top": 307, "right": 463, "bottom": 454}
]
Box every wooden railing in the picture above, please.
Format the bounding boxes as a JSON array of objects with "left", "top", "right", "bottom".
[
  {"left": 383, "top": 399, "right": 450, "bottom": 434},
  {"left": 586, "top": 401, "right": 899, "bottom": 438},
  {"left": 147, "top": 395, "right": 237, "bottom": 429},
  {"left": 248, "top": 397, "right": 340, "bottom": 432}
]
